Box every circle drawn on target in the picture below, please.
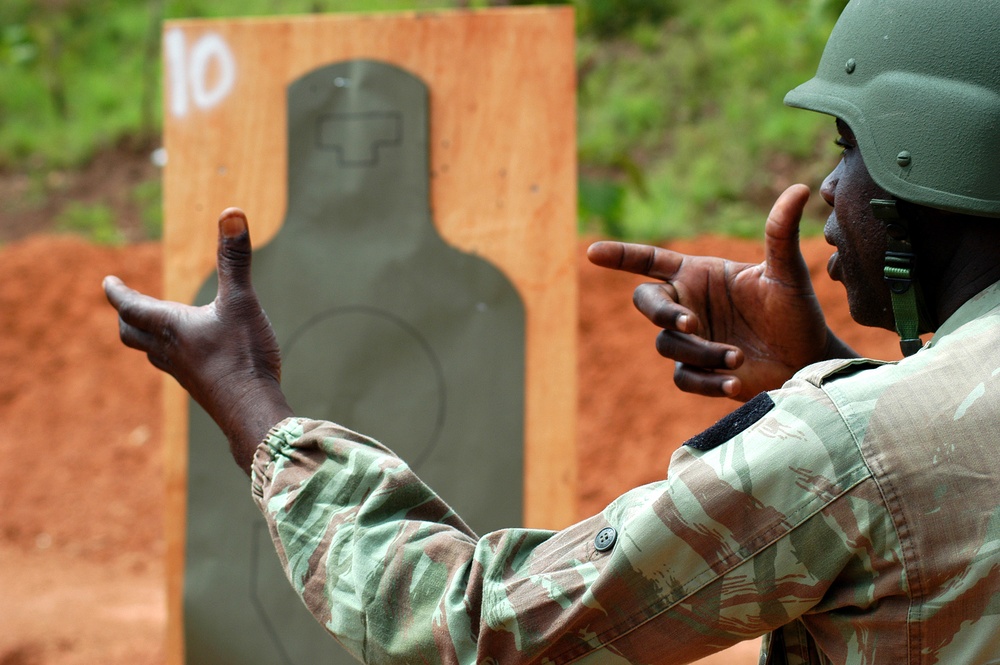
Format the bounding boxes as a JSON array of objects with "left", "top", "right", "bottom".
[{"left": 281, "top": 306, "right": 446, "bottom": 470}]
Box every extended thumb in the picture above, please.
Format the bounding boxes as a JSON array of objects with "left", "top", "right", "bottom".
[
  {"left": 764, "top": 184, "right": 810, "bottom": 283},
  {"left": 216, "top": 208, "right": 254, "bottom": 298}
]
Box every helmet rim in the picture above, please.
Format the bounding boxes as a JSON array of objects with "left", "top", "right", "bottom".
[{"left": 785, "top": 0, "right": 1000, "bottom": 219}]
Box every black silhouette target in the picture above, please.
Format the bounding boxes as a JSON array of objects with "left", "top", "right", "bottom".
[
  {"left": 281, "top": 305, "right": 447, "bottom": 470},
  {"left": 183, "top": 60, "right": 525, "bottom": 664}
]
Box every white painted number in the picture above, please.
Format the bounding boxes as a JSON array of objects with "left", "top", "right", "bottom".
[{"left": 165, "top": 29, "right": 236, "bottom": 118}]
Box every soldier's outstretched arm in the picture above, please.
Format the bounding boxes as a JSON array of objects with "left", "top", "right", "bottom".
[
  {"left": 103, "top": 208, "right": 293, "bottom": 473},
  {"left": 587, "top": 184, "right": 858, "bottom": 401},
  {"left": 100, "top": 204, "right": 878, "bottom": 665}
]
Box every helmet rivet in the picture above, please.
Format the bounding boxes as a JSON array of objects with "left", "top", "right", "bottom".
[
  {"left": 897, "top": 151, "right": 912, "bottom": 167},
  {"left": 845, "top": 58, "right": 857, "bottom": 74}
]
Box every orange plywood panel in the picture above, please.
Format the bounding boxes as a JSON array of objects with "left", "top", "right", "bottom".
[{"left": 163, "top": 7, "right": 575, "bottom": 663}]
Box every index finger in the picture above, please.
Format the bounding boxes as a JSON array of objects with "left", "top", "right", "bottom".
[
  {"left": 586, "top": 241, "right": 684, "bottom": 281},
  {"left": 103, "top": 275, "right": 175, "bottom": 330}
]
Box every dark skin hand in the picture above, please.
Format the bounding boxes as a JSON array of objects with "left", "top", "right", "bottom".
[
  {"left": 588, "top": 184, "right": 857, "bottom": 401},
  {"left": 103, "top": 188, "right": 864, "bottom": 474},
  {"left": 104, "top": 209, "right": 293, "bottom": 474}
]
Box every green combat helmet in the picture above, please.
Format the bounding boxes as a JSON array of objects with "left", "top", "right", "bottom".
[{"left": 784, "top": 0, "right": 1000, "bottom": 356}]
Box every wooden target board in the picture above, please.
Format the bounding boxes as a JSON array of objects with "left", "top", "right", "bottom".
[{"left": 163, "top": 7, "right": 576, "bottom": 664}]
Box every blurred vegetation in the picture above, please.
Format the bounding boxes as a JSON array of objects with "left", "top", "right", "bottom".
[
  {"left": 0, "top": 0, "right": 850, "bottom": 242},
  {"left": 130, "top": 177, "right": 163, "bottom": 238},
  {"left": 576, "top": 0, "right": 851, "bottom": 239},
  {"left": 55, "top": 200, "right": 122, "bottom": 244}
]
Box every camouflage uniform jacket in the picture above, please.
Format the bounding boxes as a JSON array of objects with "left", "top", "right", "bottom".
[{"left": 251, "top": 281, "right": 1000, "bottom": 665}]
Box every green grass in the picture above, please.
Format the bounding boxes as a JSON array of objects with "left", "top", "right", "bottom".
[
  {"left": 1, "top": 0, "right": 851, "bottom": 241},
  {"left": 55, "top": 201, "right": 122, "bottom": 244},
  {"left": 131, "top": 178, "right": 163, "bottom": 238},
  {"left": 0, "top": 0, "right": 473, "bottom": 170},
  {"left": 577, "top": 0, "right": 849, "bottom": 239}
]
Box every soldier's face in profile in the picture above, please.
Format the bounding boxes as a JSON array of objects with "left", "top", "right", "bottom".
[{"left": 820, "top": 120, "right": 896, "bottom": 331}]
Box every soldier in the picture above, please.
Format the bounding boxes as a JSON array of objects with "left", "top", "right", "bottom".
[{"left": 105, "top": 0, "right": 1000, "bottom": 662}]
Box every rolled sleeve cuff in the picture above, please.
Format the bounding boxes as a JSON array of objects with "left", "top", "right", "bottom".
[{"left": 250, "top": 416, "right": 307, "bottom": 509}]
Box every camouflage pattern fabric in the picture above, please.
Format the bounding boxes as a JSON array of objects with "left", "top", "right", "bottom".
[{"left": 252, "top": 281, "right": 1000, "bottom": 664}]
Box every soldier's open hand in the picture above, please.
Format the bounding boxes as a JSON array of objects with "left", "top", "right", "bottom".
[
  {"left": 588, "top": 184, "right": 857, "bottom": 401},
  {"left": 104, "top": 208, "right": 293, "bottom": 473}
]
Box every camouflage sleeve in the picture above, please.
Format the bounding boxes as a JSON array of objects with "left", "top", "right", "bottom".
[{"left": 250, "top": 373, "right": 899, "bottom": 664}]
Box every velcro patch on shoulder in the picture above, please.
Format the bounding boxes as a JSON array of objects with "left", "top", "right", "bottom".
[{"left": 683, "top": 392, "right": 775, "bottom": 451}]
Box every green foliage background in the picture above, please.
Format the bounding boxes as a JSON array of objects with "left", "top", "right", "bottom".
[{"left": 0, "top": 0, "right": 850, "bottom": 242}]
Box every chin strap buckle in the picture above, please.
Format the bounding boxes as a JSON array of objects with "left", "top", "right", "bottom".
[
  {"left": 883, "top": 251, "right": 915, "bottom": 295},
  {"left": 871, "top": 199, "right": 923, "bottom": 357}
]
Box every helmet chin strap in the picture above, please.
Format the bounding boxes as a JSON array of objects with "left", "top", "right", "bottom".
[{"left": 870, "top": 199, "right": 928, "bottom": 357}]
